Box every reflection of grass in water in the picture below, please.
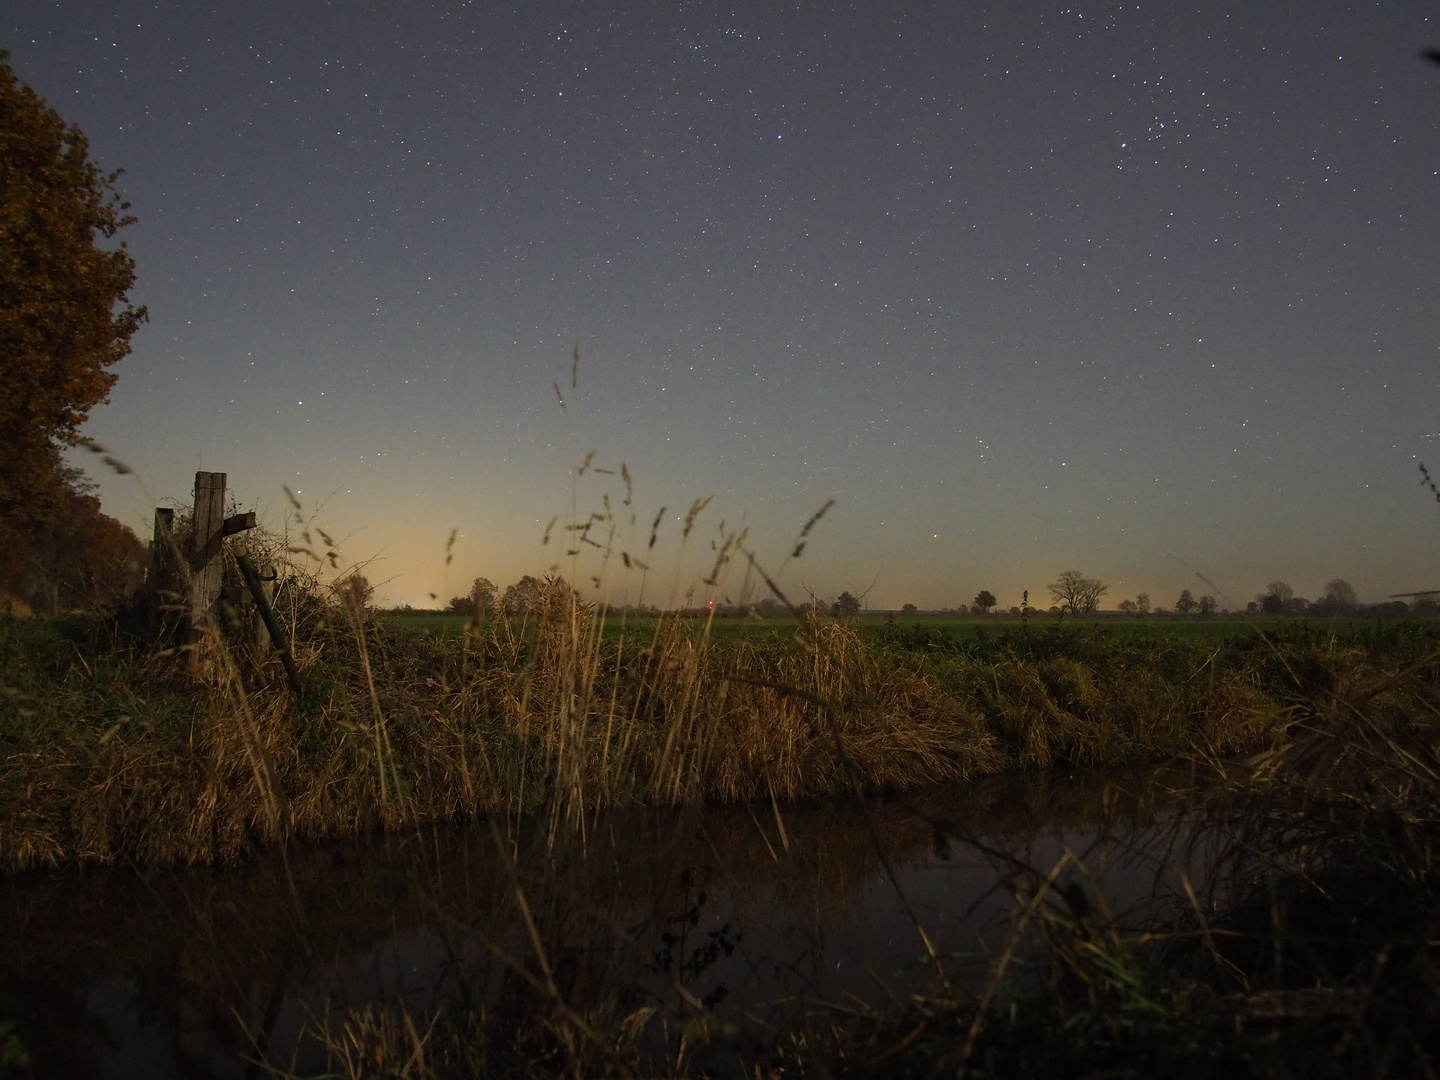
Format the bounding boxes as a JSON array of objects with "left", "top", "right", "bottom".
[{"left": 0, "top": 767, "right": 1186, "bottom": 1077}]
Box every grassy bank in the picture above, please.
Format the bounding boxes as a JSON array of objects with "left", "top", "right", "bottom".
[
  {"left": 768, "top": 680, "right": 1440, "bottom": 1079},
  {"left": 239, "top": 637, "right": 1440, "bottom": 1080},
  {"left": 2, "top": 571, "right": 1436, "bottom": 871}
]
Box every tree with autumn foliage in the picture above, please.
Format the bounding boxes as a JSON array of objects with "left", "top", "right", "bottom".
[{"left": 0, "top": 51, "right": 147, "bottom": 604}]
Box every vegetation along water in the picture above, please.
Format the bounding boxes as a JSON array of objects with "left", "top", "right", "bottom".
[{"left": 3, "top": 577, "right": 1440, "bottom": 1076}]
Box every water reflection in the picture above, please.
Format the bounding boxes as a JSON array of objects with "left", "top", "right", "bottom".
[{"left": 1, "top": 767, "right": 1215, "bottom": 1077}]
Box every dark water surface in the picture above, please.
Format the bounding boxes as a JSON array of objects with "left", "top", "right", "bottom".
[{"left": 3, "top": 768, "right": 1219, "bottom": 1078}]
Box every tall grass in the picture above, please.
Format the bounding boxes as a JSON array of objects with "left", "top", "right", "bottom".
[{"left": 4, "top": 561, "right": 1436, "bottom": 871}]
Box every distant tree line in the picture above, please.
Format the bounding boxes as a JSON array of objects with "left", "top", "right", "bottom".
[
  {"left": 408, "top": 572, "right": 1437, "bottom": 623},
  {"left": 888, "top": 575, "right": 1436, "bottom": 621}
]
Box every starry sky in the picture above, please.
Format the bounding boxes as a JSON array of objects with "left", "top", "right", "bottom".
[{"left": 8, "top": 1, "right": 1440, "bottom": 610}]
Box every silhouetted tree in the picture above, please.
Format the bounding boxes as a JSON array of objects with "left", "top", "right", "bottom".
[
  {"left": 1260, "top": 581, "right": 1294, "bottom": 615},
  {"left": 1136, "top": 592, "right": 1151, "bottom": 615},
  {"left": 1197, "top": 595, "right": 1217, "bottom": 616},
  {"left": 503, "top": 575, "right": 546, "bottom": 614},
  {"left": 1048, "top": 570, "right": 1107, "bottom": 615},
  {"left": 1317, "top": 578, "right": 1358, "bottom": 614},
  {"left": 900, "top": 602, "right": 917, "bottom": 614},
  {"left": 973, "top": 590, "right": 997, "bottom": 614},
  {"left": 463, "top": 576, "right": 497, "bottom": 617},
  {"left": 446, "top": 578, "right": 496, "bottom": 615},
  {"left": 832, "top": 591, "right": 861, "bottom": 616},
  {"left": 1117, "top": 599, "right": 1137, "bottom": 614},
  {"left": 1176, "top": 589, "right": 1196, "bottom": 614}
]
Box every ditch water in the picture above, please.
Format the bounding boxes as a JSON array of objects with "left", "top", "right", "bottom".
[{"left": 2, "top": 767, "right": 1221, "bottom": 1078}]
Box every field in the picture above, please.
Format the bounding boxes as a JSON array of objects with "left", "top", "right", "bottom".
[{"left": 385, "top": 608, "right": 1344, "bottom": 644}]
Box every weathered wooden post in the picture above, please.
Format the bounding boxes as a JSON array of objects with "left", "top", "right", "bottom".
[
  {"left": 157, "top": 471, "right": 273, "bottom": 679},
  {"left": 145, "top": 506, "right": 178, "bottom": 634},
  {"left": 149, "top": 507, "right": 174, "bottom": 583},
  {"left": 188, "top": 472, "right": 227, "bottom": 667},
  {"left": 237, "top": 553, "right": 303, "bottom": 696},
  {"left": 251, "top": 557, "right": 275, "bottom": 653}
]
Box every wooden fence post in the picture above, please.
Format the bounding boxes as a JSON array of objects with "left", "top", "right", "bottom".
[
  {"left": 189, "top": 471, "right": 226, "bottom": 663},
  {"left": 149, "top": 507, "right": 174, "bottom": 584},
  {"left": 253, "top": 558, "right": 276, "bottom": 653}
]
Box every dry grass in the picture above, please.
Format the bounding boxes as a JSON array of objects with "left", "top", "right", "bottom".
[{"left": 6, "top": 561, "right": 1428, "bottom": 871}]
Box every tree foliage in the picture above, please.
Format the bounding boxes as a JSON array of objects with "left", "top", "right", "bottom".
[
  {"left": 0, "top": 52, "right": 146, "bottom": 603},
  {"left": 447, "top": 576, "right": 496, "bottom": 616},
  {"left": 1322, "top": 578, "right": 1358, "bottom": 612},
  {"left": 15, "top": 473, "right": 144, "bottom": 610},
  {"left": 1048, "top": 570, "right": 1107, "bottom": 615},
  {"left": 1260, "top": 581, "right": 1294, "bottom": 615},
  {"left": 973, "top": 589, "right": 997, "bottom": 613},
  {"left": 503, "top": 575, "right": 547, "bottom": 615},
  {"left": 832, "top": 591, "right": 861, "bottom": 617}
]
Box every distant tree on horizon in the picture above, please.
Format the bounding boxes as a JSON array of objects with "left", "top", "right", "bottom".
[
  {"left": 1136, "top": 592, "right": 1151, "bottom": 615},
  {"left": 1049, "top": 570, "right": 1107, "bottom": 615},
  {"left": 973, "top": 590, "right": 998, "bottom": 613},
  {"left": 1318, "top": 578, "right": 1358, "bottom": 614},
  {"left": 1117, "top": 599, "right": 1137, "bottom": 614},
  {"left": 504, "top": 575, "right": 546, "bottom": 614},
  {"left": 901, "top": 602, "right": 918, "bottom": 614},
  {"left": 832, "top": 591, "right": 861, "bottom": 617},
  {"left": 1260, "top": 581, "right": 1295, "bottom": 615},
  {"left": 1176, "top": 589, "right": 1196, "bottom": 614},
  {"left": 1197, "top": 594, "right": 1217, "bottom": 616},
  {"left": 447, "top": 576, "right": 496, "bottom": 616}
]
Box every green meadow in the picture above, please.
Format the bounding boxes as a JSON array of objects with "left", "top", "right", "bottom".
[{"left": 385, "top": 606, "right": 1390, "bottom": 644}]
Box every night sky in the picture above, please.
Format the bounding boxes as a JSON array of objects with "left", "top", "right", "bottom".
[{"left": 8, "top": 2, "right": 1440, "bottom": 610}]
